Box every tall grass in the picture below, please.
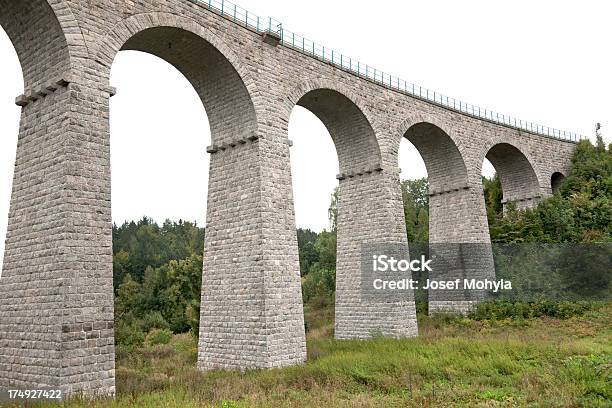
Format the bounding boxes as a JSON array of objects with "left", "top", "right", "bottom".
[{"left": 13, "top": 303, "right": 612, "bottom": 408}]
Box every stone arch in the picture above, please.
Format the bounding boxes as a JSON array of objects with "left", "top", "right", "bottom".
[
  {"left": 283, "top": 81, "right": 417, "bottom": 339},
  {"left": 484, "top": 143, "right": 541, "bottom": 210},
  {"left": 93, "top": 12, "right": 258, "bottom": 143},
  {"left": 284, "top": 80, "right": 382, "bottom": 173},
  {"left": 397, "top": 115, "right": 469, "bottom": 193},
  {"left": 551, "top": 171, "right": 566, "bottom": 193},
  {"left": 0, "top": 0, "right": 86, "bottom": 91},
  {"left": 397, "top": 115, "right": 494, "bottom": 312}
]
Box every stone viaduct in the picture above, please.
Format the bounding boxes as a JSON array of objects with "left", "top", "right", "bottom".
[{"left": 0, "top": 0, "right": 577, "bottom": 397}]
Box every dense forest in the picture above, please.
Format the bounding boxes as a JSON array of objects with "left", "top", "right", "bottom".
[{"left": 113, "top": 136, "right": 611, "bottom": 345}]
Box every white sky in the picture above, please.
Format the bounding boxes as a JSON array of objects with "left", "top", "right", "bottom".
[{"left": 1, "top": 0, "right": 610, "bottom": 268}]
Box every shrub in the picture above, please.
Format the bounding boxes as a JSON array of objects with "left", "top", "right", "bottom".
[
  {"left": 115, "top": 321, "right": 145, "bottom": 347},
  {"left": 185, "top": 299, "right": 200, "bottom": 338},
  {"left": 145, "top": 328, "right": 174, "bottom": 346},
  {"left": 469, "top": 300, "right": 597, "bottom": 321},
  {"left": 140, "top": 311, "right": 170, "bottom": 333},
  {"left": 302, "top": 267, "right": 335, "bottom": 306},
  {"left": 415, "top": 300, "right": 428, "bottom": 316}
]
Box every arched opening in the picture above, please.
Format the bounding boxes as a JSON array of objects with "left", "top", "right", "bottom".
[
  {"left": 398, "top": 136, "right": 429, "bottom": 245},
  {"left": 481, "top": 157, "right": 503, "bottom": 223},
  {"left": 109, "top": 50, "right": 210, "bottom": 347},
  {"left": 104, "top": 22, "right": 266, "bottom": 374},
  {"left": 290, "top": 88, "right": 380, "bottom": 340},
  {"left": 117, "top": 26, "right": 257, "bottom": 143},
  {"left": 288, "top": 105, "right": 339, "bottom": 341},
  {"left": 484, "top": 143, "right": 541, "bottom": 212},
  {"left": 399, "top": 121, "right": 493, "bottom": 313},
  {"left": 288, "top": 86, "right": 416, "bottom": 339},
  {"left": 401, "top": 122, "right": 469, "bottom": 244},
  {"left": 296, "top": 89, "right": 381, "bottom": 172},
  {"left": 551, "top": 172, "right": 566, "bottom": 193}
]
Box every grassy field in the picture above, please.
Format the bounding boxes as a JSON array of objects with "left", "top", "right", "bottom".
[{"left": 12, "top": 303, "right": 612, "bottom": 407}]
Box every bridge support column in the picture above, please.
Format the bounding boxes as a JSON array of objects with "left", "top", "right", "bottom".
[
  {"left": 335, "top": 167, "right": 418, "bottom": 339},
  {"left": 198, "top": 133, "right": 307, "bottom": 370},
  {"left": 427, "top": 182, "right": 495, "bottom": 314},
  {"left": 0, "top": 79, "right": 116, "bottom": 396}
]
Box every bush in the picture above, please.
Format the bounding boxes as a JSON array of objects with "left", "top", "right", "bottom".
[
  {"left": 145, "top": 328, "right": 174, "bottom": 346},
  {"left": 140, "top": 311, "right": 170, "bottom": 333},
  {"left": 415, "top": 300, "right": 428, "bottom": 316},
  {"left": 115, "top": 321, "right": 145, "bottom": 347},
  {"left": 469, "top": 300, "right": 597, "bottom": 321},
  {"left": 302, "top": 267, "right": 335, "bottom": 307},
  {"left": 185, "top": 300, "right": 200, "bottom": 339}
]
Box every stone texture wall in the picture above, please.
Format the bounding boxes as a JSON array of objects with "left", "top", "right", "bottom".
[
  {"left": 0, "top": 0, "right": 70, "bottom": 90},
  {"left": 0, "top": 0, "right": 575, "bottom": 396}
]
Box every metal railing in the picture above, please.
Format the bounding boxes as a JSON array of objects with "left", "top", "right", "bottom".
[{"left": 193, "top": 0, "right": 582, "bottom": 143}]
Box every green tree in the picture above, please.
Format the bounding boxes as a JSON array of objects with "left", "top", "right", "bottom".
[
  {"left": 401, "top": 178, "right": 429, "bottom": 243},
  {"left": 161, "top": 254, "right": 203, "bottom": 333},
  {"left": 313, "top": 231, "right": 337, "bottom": 272},
  {"left": 483, "top": 175, "right": 503, "bottom": 222},
  {"left": 297, "top": 228, "right": 319, "bottom": 276},
  {"left": 115, "top": 274, "right": 144, "bottom": 321},
  {"left": 113, "top": 250, "right": 131, "bottom": 292}
]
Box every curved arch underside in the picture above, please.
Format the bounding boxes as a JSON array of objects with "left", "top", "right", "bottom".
[
  {"left": 297, "top": 89, "right": 380, "bottom": 173},
  {"left": 403, "top": 122, "right": 468, "bottom": 192},
  {"left": 551, "top": 172, "right": 565, "bottom": 193},
  {"left": 0, "top": 0, "right": 70, "bottom": 90},
  {"left": 120, "top": 26, "right": 256, "bottom": 144},
  {"left": 485, "top": 143, "right": 540, "bottom": 205}
]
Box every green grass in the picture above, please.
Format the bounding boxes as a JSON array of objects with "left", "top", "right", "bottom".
[{"left": 12, "top": 303, "right": 612, "bottom": 407}]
